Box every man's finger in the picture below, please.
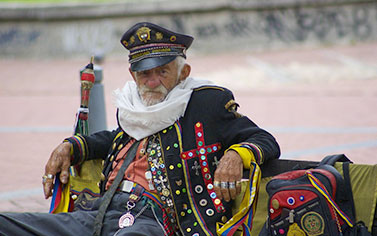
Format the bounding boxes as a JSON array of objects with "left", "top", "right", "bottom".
[
  {"left": 214, "top": 150, "right": 243, "bottom": 200},
  {"left": 214, "top": 163, "right": 225, "bottom": 201},
  {"left": 229, "top": 181, "right": 238, "bottom": 200},
  {"left": 213, "top": 180, "right": 223, "bottom": 201},
  {"left": 43, "top": 178, "right": 54, "bottom": 199},
  {"left": 59, "top": 171, "right": 69, "bottom": 184},
  {"left": 60, "top": 160, "right": 71, "bottom": 184},
  {"left": 214, "top": 181, "right": 226, "bottom": 200},
  {"left": 43, "top": 142, "right": 72, "bottom": 198},
  {"left": 220, "top": 182, "right": 231, "bottom": 202},
  {"left": 236, "top": 181, "right": 242, "bottom": 196}
]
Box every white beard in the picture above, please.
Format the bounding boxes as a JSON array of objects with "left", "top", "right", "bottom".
[{"left": 138, "top": 84, "right": 169, "bottom": 107}]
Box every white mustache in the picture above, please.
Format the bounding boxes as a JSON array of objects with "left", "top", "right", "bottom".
[
  {"left": 138, "top": 84, "right": 169, "bottom": 106},
  {"left": 139, "top": 84, "right": 168, "bottom": 94}
]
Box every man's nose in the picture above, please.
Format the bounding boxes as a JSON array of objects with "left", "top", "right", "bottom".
[{"left": 145, "top": 72, "right": 161, "bottom": 89}]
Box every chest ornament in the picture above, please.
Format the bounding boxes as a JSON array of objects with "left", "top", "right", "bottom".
[
  {"left": 180, "top": 122, "right": 225, "bottom": 213},
  {"left": 146, "top": 136, "right": 177, "bottom": 224}
]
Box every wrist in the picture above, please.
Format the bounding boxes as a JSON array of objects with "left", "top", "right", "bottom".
[
  {"left": 225, "top": 144, "right": 256, "bottom": 169},
  {"left": 62, "top": 141, "right": 73, "bottom": 163},
  {"left": 227, "top": 149, "right": 243, "bottom": 163}
]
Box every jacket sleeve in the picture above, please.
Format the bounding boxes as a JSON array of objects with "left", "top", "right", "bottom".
[
  {"left": 214, "top": 88, "right": 280, "bottom": 165},
  {"left": 64, "top": 128, "right": 120, "bottom": 165}
]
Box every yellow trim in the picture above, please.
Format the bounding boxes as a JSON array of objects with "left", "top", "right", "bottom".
[
  {"left": 146, "top": 190, "right": 160, "bottom": 200},
  {"left": 194, "top": 86, "right": 224, "bottom": 92},
  {"left": 75, "top": 135, "right": 86, "bottom": 158},
  {"left": 51, "top": 178, "right": 71, "bottom": 213},
  {"left": 158, "top": 132, "right": 183, "bottom": 233},
  {"left": 113, "top": 131, "right": 124, "bottom": 142},
  {"left": 174, "top": 123, "right": 211, "bottom": 236},
  {"left": 251, "top": 143, "right": 264, "bottom": 164},
  {"left": 63, "top": 140, "right": 74, "bottom": 157},
  {"left": 226, "top": 144, "right": 256, "bottom": 169},
  {"left": 217, "top": 162, "right": 261, "bottom": 236},
  {"left": 216, "top": 222, "right": 224, "bottom": 232},
  {"left": 174, "top": 124, "right": 183, "bottom": 153},
  {"left": 216, "top": 222, "right": 243, "bottom": 235}
]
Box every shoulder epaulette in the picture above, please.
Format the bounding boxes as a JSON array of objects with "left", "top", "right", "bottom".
[{"left": 193, "top": 85, "right": 225, "bottom": 92}]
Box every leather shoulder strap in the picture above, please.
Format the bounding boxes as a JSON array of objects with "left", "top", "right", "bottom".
[{"left": 93, "top": 140, "right": 140, "bottom": 236}]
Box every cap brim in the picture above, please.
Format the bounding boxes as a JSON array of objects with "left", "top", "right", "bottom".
[{"left": 130, "top": 56, "right": 177, "bottom": 72}]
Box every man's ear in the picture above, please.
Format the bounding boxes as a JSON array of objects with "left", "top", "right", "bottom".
[
  {"left": 179, "top": 64, "right": 191, "bottom": 82},
  {"left": 129, "top": 68, "right": 137, "bottom": 82}
]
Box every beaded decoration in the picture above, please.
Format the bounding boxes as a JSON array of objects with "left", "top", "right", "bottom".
[
  {"left": 180, "top": 122, "right": 224, "bottom": 213},
  {"left": 146, "top": 136, "right": 178, "bottom": 225}
]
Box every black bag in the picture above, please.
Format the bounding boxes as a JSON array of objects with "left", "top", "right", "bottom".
[
  {"left": 320, "top": 154, "right": 373, "bottom": 236},
  {"left": 258, "top": 154, "right": 372, "bottom": 236}
]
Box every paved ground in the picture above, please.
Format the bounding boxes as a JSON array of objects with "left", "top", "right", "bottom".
[{"left": 0, "top": 42, "right": 376, "bottom": 212}]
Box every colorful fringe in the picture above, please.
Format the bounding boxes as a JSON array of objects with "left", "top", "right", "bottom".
[
  {"left": 217, "top": 162, "right": 261, "bottom": 236},
  {"left": 49, "top": 173, "right": 73, "bottom": 213},
  {"left": 306, "top": 170, "right": 354, "bottom": 227}
]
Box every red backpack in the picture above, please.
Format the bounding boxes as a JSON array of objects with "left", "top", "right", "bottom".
[{"left": 258, "top": 155, "right": 371, "bottom": 236}]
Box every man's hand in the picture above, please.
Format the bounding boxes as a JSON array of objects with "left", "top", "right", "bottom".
[
  {"left": 213, "top": 150, "right": 243, "bottom": 202},
  {"left": 43, "top": 142, "right": 72, "bottom": 199}
]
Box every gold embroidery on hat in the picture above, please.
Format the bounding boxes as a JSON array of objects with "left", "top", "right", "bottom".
[
  {"left": 131, "top": 51, "right": 150, "bottom": 59},
  {"left": 156, "top": 32, "right": 163, "bottom": 40},
  {"left": 136, "top": 27, "right": 151, "bottom": 43},
  {"left": 129, "top": 36, "right": 135, "bottom": 44},
  {"left": 170, "top": 35, "right": 176, "bottom": 42}
]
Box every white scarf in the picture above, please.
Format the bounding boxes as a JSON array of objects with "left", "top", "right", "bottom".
[{"left": 113, "top": 77, "right": 213, "bottom": 140}]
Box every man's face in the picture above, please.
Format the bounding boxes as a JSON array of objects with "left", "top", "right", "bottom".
[{"left": 131, "top": 59, "right": 189, "bottom": 106}]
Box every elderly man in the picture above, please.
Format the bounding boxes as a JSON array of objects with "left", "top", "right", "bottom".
[{"left": 0, "top": 22, "right": 280, "bottom": 236}]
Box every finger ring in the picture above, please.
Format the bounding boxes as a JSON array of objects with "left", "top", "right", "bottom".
[
  {"left": 229, "top": 182, "right": 236, "bottom": 189},
  {"left": 42, "top": 174, "right": 54, "bottom": 184},
  {"left": 42, "top": 175, "right": 47, "bottom": 184},
  {"left": 214, "top": 181, "right": 221, "bottom": 188},
  {"left": 220, "top": 182, "right": 228, "bottom": 189},
  {"left": 46, "top": 174, "right": 54, "bottom": 179}
]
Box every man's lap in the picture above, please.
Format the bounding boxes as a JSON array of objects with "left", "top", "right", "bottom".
[
  {"left": 0, "top": 210, "right": 96, "bottom": 236},
  {"left": 0, "top": 192, "right": 165, "bottom": 236}
]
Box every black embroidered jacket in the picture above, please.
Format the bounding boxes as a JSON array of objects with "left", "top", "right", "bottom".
[{"left": 67, "top": 85, "right": 280, "bottom": 236}]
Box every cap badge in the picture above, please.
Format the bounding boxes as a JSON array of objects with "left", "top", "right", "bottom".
[
  {"left": 136, "top": 27, "right": 151, "bottom": 43},
  {"left": 129, "top": 36, "right": 135, "bottom": 45},
  {"left": 170, "top": 35, "right": 177, "bottom": 42},
  {"left": 155, "top": 32, "right": 163, "bottom": 40}
]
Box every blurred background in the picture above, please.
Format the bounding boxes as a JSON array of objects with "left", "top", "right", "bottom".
[{"left": 0, "top": 0, "right": 376, "bottom": 212}]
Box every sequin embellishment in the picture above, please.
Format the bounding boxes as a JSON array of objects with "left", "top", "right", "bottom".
[
  {"left": 146, "top": 136, "right": 177, "bottom": 224},
  {"left": 180, "top": 122, "right": 224, "bottom": 213}
]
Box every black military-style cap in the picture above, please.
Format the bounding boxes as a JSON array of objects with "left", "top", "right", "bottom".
[{"left": 120, "top": 22, "right": 194, "bottom": 72}]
